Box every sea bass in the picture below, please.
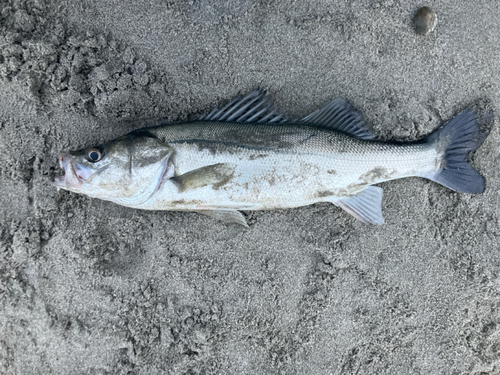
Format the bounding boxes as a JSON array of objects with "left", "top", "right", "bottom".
[{"left": 54, "top": 90, "right": 488, "bottom": 226}]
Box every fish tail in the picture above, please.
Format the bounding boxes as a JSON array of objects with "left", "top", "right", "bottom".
[{"left": 425, "top": 109, "right": 487, "bottom": 194}]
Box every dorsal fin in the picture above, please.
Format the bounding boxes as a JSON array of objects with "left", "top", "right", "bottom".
[
  {"left": 300, "top": 98, "right": 376, "bottom": 140},
  {"left": 199, "top": 89, "right": 287, "bottom": 124}
]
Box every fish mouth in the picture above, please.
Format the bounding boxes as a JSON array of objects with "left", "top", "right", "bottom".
[{"left": 53, "top": 153, "right": 92, "bottom": 190}]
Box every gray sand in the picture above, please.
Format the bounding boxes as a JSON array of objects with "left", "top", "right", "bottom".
[{"left": 1, "top": 0, "right": 500, "bottom": 373}]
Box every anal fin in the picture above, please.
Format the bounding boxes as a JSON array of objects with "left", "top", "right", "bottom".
[
  {"left": 195, "top": 209, "right": 249, "bottom": 227},
  {"left": 333, "top": 186, "right": 385, "bottom": 224}
]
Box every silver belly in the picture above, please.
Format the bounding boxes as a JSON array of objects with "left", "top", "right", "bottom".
[{"left": 138, "top": 141, "right": 440, "bottom": 211}]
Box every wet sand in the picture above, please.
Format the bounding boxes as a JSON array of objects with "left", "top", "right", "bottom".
[{"left": 1, "top": 1, "right": 499, "bottom": 373}]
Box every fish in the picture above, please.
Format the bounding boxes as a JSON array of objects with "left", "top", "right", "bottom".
[{"left": 54, "top": 89, "right": 488, "bottom": 226}]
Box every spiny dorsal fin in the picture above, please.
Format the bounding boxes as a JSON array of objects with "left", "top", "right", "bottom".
[
  {"left": 301, "top": 98, "right": 376, "bottom": 140},
  {"left": 199, "top": 89, "right": 287, "bottom": 124},
  {"left": 334, "top": 186, "right": 384, "bottom": 224}
]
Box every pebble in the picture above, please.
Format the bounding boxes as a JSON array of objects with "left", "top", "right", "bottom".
[{"left": 413, "top": 6, "right": 437, "bottom": 36}]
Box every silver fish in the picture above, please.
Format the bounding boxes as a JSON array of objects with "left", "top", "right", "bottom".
[{"left": 54, "top": 89, "right": 488, "bottom": 226}]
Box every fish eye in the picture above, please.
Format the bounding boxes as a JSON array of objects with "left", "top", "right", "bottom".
[{"left": 86, "top": 147, "right": 103, "bottom": 163}]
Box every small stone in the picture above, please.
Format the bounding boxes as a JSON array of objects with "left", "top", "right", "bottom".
[{"left": 413, "top": 6, "right": 437, "bottom": 36}]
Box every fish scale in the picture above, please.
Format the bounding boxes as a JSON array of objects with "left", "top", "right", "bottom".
[{"left": 128, "top": 120, "right": 438, "bottom": 213}]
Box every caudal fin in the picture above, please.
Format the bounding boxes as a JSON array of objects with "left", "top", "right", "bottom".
[{"left": 425, "top": 110, "right": 487, "bottom": 194}]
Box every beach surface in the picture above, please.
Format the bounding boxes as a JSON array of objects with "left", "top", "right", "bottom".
[{"left": 1, "top": 0, "right": 499, "bottom": 373}]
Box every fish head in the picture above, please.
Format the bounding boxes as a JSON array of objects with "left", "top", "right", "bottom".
[{"left": 54, "top": 135, "right": 174, "bottom": 205}]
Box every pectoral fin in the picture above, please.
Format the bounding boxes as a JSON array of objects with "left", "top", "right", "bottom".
[
  {"left": 195, "top": 209, "right": 249, "bottom": 227},
  {"left": 333, "top": 186, "right": 384, "bottom": 224},
  {"left": 172, "top": 163, "right": 236, "bottom": 192}
]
